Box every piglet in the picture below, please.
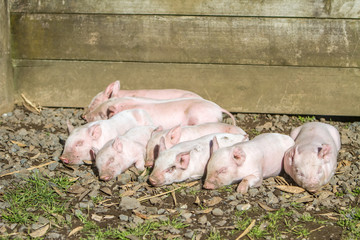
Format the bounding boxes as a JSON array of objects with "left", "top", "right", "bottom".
[
  {"left": 85, "top": 80, "right": 202, "bottom": 114},
  {"left": 59, "top": 109, "right": 153, "bottom": 164},
  {"left": 203, "top": 133, "right": 294, "bottom": 194},
  {"left": 145, "top": 123, "right": 248, "bottom": 167},
  {"left": 84, "top": 97, "right": 236, "bottom": 127},
  {"left": 283, "top": 122, "right": 341, "bottom": 192},
  {"left": 93, "top": 125, "right": 156, "bottom": 181},
  {"left": 148, "top": 133, "right": 248, "bottom": 187}
]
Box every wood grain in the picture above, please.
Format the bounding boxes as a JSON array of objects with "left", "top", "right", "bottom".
[
  {"left": 10, "top": 0, "right": 360, "bottom": 18},
  {"left": 0, "top": 0, "right": 14, "bottom": 114},
  {"left": 14, "top": 60, "right": 360, "bottom": 116},
  {"left": 11, "top": 13, "right": 360, "bottom": 68}
]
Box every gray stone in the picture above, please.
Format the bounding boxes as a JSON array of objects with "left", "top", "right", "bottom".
[
  {"left": 79, "top": 201, "right": 94, "bottom": 209},
  {"left": 157, "top": 209, "right": 166, "bottom": 214},
  {"left": 216, "top": 220, "right": 227, "bottom": 226},
  {"left": 47, "top": 233, "right": 63, "bottom": 239},
  {"left": 248, "top": 188, "right": 259, "bottom": 197},
  {"left": 132, "top": 216, "right": 144, "bottom": 225},
  {"left": 48, "top": 162, "right": 59, "bottom": 171},
  {"left": 17, "top": 128, "right": 28, "bottom": 136},
  {"left": 157, "top": 215, "right": 169, "bottom": 222},
  {"left": 118, "top": 173, "right": 132, "bottom": 185},
  {"left": 184, "top": 230, "right": 195, "bottom": 239},
  {"left": 119, "top": 214, "right": 129, "bottom": 222},
  {"left": 181, "top": 212, "right": 192, "bottom": 220},
  {"left": 280, "top": 115, "right": 289, "bottom": 123},
  {"left": 120, "top": 197, "right": 141, "bottom": 210},
  {"left": 212, "top": 208, "right": 224, "bottom": 216},
  {"left": 74, "top": 209, "right": 84, "bottom": 217},
  {"left": 146, "top": 207, "right": 158, "bottom": 215},
  {"left": 0, "top": 201, "right": 10, "bottom": 209},
  {"left": 198, "top": 215, "right": 207, "bottom": 225},
  {"left": 267, "top": 192, "right": 279, "bottom": 204},
  {"left": 236, "top": 203, "right": 251, "bottom": 211}
]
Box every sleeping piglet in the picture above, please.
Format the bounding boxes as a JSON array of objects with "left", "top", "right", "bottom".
[
  {"left": 148, "top": 133, "right": 248, "bottom": 187},
  {"left": 85, "top": 80, "right": 202, "bottom": 114},
  {"left": 203, "top": 133, "right": 294, "bottom": 194},
  {"left": 59, "top": 109, "right": 153, "bottom": 164},
  {"left": 284, "top": 122, "right": 341, "bottom": 192},
  {"left": 84, "top": 97, "right": 236, "bottom": 127},
  {"left": 93, "top": 125, "right": 156, "bottom": 181},
  {"left": 145, "top": 123, "right": 248, "bottom": 167}
]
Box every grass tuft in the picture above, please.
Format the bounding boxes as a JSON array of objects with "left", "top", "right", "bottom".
[{"left": 1, "top": 173, "right": 73, "bottom": 225}]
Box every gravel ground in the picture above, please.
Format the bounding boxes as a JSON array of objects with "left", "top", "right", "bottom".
[{"left": 0, "top": 105, "right": 359, "bottom": 240}]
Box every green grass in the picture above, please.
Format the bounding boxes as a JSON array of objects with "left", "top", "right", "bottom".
[
  {"left": 297, "top": 115, "right": 316, "bottom": 123},
  {"left": 76, "top": 212, "right": 189, "bottom": 240},
  {"left": 337, "top": 207, "right": 360, "bottom": 239},
  {"left": 207, "top": 228, "right": 221, "bottom": 240},
  {"left": 290, "top": 202, "right": 303, "bottom": 209},
  {"left": 232, "top": 208, "right": 313, "bottom": 239},
  {"left": 250, "top": 129, "right": 261, "bottom": 136},
  {"left": 1, "top": 173, "right": 73, "bottom": 225},
  {"left": 351, "top": 187, "right": 360, "bottom": 196},
  {"left": 91, "top": 196, "right": 104, "bottom": 205},
  {"left": 218, "top": 185, "right": 233, "bottom": 193}
]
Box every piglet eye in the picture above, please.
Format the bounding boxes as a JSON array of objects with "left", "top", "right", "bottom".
[
  {"left": 167, "top": 166, "right": 176, "bottom": 173},
  {"left": 76, "top": 141, "right": 83, "bottom": 147},
  {"left": 216, "top": 167, "right": 227, "bottom": 174}
]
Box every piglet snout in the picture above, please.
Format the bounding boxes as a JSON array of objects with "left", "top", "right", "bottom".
[
  {"left": 144, "top": 160, "right": 154, "bottom": 168},
  {"left": 100, "top": 175, "right": 111, "bottom": 181},
  {"left": 203, "top": 181, "right": 216, "bottom": 190},
  {"left": 59, "top": 156, "right": 69, "bottom": 164},
  {"left": 148, "top": 176, "right": 162, "bottom": 186}
]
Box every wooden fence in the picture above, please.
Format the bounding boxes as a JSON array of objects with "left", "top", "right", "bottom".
[{"left": 5, "top": 0, "right": 360, "bottom": 115}]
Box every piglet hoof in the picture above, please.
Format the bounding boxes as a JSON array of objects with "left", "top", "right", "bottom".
[{"left": 237, "top": 180, "right": 249, "bottom": 194}]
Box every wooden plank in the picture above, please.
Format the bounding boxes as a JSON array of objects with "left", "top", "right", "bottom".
[
  {"left": 9, "top": 0, "right": 360, "bottom": 19},
  {"left": 11, "top": 13, "right": 360, "bottom": 68},
  {"left": 0, "top": 0, "right": 14, "bottom": 114},
  {"left": 13, "top": 60, "right": 360, "bottom": 116}
]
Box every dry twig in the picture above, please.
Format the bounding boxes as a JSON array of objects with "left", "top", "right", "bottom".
[
  {"left": 0, "top": 161, "right": 56, "bottom": 178},
  {"left": 236, "top": 219, "right": 256, "bottom": 240}
]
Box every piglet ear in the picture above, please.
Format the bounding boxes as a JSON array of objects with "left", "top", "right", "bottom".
[
  {"left": 88, "top": 124, "right": 102, "bottom": 140},
  {"left": 107, "top": 106, "right": 117, "bottom": 118},
  {"left": 111, "top": 80, "right": 121, "bottom": 96},
  {"left": 232, "top": 146, "right": 246, "bottom": 166},
  {"left": 66, "top": 120, "right": 74, "bottom": 134},
  {"left": 112, "top": 138, "right": 123, "bottom": 153},
  {"left": 159, "top": 136, "right": 167, "bottom": 152},
  {"left": 90, "top": 147, "right": 99, "bottom": 159},
  {"left": 151, "top": 125, "right": 163, "bottom": 137},
  {"left": 210, "top": 136, "right": 220, "bottom": 155},
  {"left": 105, "top": 80, "right": 120, "bottom": 98},
  {"left": 167, "top": 125, "right": 182, "bottom": 145},
  {"left": 154, "top": 125, "right": 163, "bottom": 132},
  {"left": 318, "top": 144, "right": 331, "bottom": 162},
  {"left": 284, "top": 145, "right": 297, "bottom": 166},
  {"left": 175, "top": 152, "right": 191, "bottom": 170}
]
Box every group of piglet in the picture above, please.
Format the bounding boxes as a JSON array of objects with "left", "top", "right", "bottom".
[{"left": 60, "top": 80, "right": 341, "bottom": 193}]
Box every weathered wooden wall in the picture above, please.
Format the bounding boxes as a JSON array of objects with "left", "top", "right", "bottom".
[
  {"left": 9, "top": 0, "right": 360, "bottom": 116},
  {"left": 0, "top": 0, "right": 14, "bottom": 114}
]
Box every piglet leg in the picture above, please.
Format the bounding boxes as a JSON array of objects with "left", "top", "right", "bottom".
[
  {"left": 135, "top": 159, "right": 145, "bottom": 171},
  {"left": 237, "top": 175, "right": 262, "bottom": 194}
]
